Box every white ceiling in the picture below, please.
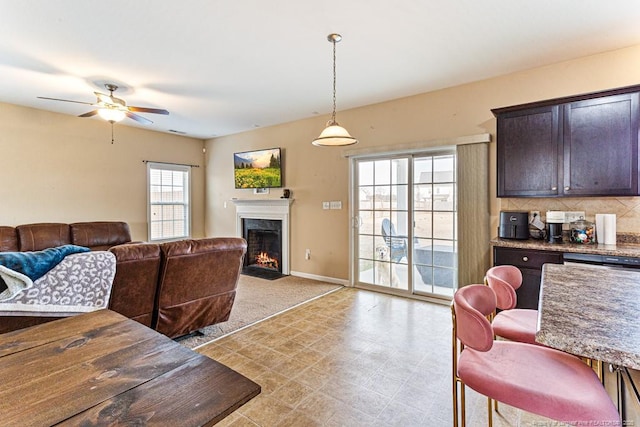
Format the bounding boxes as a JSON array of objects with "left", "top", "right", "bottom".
[{"left": 1, "top": 1, "right": 640, "bottom": 139}]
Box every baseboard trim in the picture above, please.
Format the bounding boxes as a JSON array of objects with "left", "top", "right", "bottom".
[{"left": 289, "top": 271, "right": 350, "bottom": 286}]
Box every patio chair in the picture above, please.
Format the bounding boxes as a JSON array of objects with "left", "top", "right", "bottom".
[{"left": 381, "top": 219, "right": 408, "bottom": 262}]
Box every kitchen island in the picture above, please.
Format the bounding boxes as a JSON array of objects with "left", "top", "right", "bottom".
[
  {"left": 536, "top": 263, "right": 640, "bottom": 369},
  {"left": 537, "top": 263, "right": 640, "bottom": 423}
]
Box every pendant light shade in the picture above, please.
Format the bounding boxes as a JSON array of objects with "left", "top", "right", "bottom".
[
  {"left": 313, "top": 123, "right": 357, "bottom": 146},
  {"left": 312, "top": 33, "right": 358, "bottom": 147}
]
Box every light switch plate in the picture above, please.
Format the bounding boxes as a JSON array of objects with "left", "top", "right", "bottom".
[
  {"left": 322, "top": 201, "right": 330, "bottom": 210},
  {"left": 330, "top": 201, "right": 342, "bottom": 210}
]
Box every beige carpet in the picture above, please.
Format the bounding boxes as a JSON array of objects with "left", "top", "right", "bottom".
[{"left": 177, "top": 274, "right": 342, "bottom": 349}]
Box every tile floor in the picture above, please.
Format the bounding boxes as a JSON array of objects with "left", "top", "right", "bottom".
[{"left": 197, "top": 287, "right": 556, "bottom": 426}]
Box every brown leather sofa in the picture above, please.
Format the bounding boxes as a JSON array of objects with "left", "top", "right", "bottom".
[{"left": 0, "top": 222, "right": 247, "bottom": 338}]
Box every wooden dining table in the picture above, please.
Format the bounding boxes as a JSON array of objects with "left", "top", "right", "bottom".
[{"left": 0, "top": 309, "right": 260, "bottom": 426}]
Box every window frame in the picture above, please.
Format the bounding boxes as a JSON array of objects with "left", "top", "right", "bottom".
[{"left": 146, "top": 162, "right": 191, "bottom": 242}]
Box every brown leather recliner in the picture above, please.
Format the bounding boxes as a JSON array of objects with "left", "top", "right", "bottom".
[
  {"left": 16, "top": 223, "right": 72, "bottom": 251},
  {"left": 0, "top": 226, "right": 19, "bottom": 252},
  {"left": 154, "top": 237, "right": 247, "bottom": 338},
  {"left": 11, "top": 221, "right": 132, "bottom": 251},
  {"left": 71, "top": 221, "right": 133, "bottom": 251},
  {"left": 108, "top": 243, "right": 161, "bottom": 327}
]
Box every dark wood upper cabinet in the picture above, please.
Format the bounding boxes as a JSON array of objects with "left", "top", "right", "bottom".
[
  {"left": 496, "top": 105, "right": 561, "bottom": 197},
  {"left": 563, "top": 93, "right": 639, "bottom": 196},
  {"left": 493, "top": 86, "right": 640, "bottom": 198}
]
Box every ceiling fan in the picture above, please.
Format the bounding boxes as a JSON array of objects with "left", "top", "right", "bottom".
[{"left": 38, "top": 83, "right": 169, "bottom": 124}]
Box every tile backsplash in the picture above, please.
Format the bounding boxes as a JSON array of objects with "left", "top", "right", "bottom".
[{"left": 500, "top": 197, "right": 640, "bottom": 237}]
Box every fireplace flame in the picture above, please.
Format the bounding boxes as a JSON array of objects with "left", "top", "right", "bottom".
[{"left": 256, "top": 252, "right": 279, "bottom": 270}]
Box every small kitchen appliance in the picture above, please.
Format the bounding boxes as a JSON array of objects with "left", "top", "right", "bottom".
[
  {"left": 546, "top": 211, "right": 565, "bottom": 244},
  {"left": 499, "top": 211, "right": 529, "bottom": 240}
]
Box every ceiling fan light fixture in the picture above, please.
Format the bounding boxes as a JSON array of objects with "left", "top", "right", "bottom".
[
  {"left": 312, "top": 33, "right": 358, "bottom": 147},
  {"left": 98, "top": 108, "right": 126, "bottom": 122}
]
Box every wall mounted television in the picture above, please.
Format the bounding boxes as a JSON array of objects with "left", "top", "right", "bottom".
[{"left": 233, "top": 147, "right": 282, "bottom": 189}]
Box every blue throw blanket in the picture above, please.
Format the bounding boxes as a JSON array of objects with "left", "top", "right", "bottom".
[{"left": 0, "top": 245, "right": 90, "bottom": 281}]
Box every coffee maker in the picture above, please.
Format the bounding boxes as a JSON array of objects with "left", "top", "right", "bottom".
[{"left": 546, "top": 211, "right": 564, "bottom": 244}]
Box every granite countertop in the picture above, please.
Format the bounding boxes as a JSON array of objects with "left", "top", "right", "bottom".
[
  {"left": 536, "top": 263, "right": 640, "bottom": 369},
  {"left": 490, "top": 237, "right": 640, "bottom": 258}
]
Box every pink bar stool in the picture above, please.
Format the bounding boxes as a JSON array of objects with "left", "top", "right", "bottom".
[
  {"left": 485, "top": 265, "right": 539, "bottom": 344},
  {"left": 451, "top": 284, "right": 620, "bottom": 427}
]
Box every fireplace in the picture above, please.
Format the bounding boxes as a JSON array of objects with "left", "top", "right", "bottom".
[
  {"left": 232, "top": 198, "right": 293, "bottom": 278},
  {"left": 243, "top": 219, "right": 283, "bottom": 277}
]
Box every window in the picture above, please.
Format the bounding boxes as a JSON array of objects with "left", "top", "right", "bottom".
[{"left": 147, "top": 162, "right": 190, "bottom": 241}]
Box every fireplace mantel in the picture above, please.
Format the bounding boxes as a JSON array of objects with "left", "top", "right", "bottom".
[
  {"left": 231, "top": 198, "right": 293, "bottom": 211},
  {"left": 232, "top": 198, "right": 293, "bottom": 275}
]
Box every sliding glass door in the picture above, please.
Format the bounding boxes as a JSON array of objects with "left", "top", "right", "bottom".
[
  {"left": 412, "top": 154, "right": 457, "bottom": 296},
  {"left": 355, "top": 157, "right": 410, "bottom": 290},
  {"left": 353, "top": 152, "right": 457, "bottom": 298}
]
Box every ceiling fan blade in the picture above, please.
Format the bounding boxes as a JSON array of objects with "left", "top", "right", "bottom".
[
  {"left": 38, "top": 96, "right": 94, "bottom": 106},
  {"left": 126, "top": 111, "right": 153, "bottom": 125},
  {"left": 128, "top": 106, "right": 170, "bottom": 115},
  {"left": 78, "top": 110, "right": 99, "bottom": 118}
]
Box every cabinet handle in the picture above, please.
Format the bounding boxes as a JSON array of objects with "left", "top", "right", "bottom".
[
  {"left": 551, "top": 186, "right": 557, "bottom": 191},
  {"left": 564, "top": 186, "right": 570, "bottom": 191},
  {"left": 522, "top": 256, "right": 529, "bottom": 262}
]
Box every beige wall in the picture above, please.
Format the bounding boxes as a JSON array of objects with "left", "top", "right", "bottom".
[
  {"left": 206, "top": 44, "right": 640, "bottom": 281},
  {"left": 4, "top": 45, "right": 640, "bottom": 279},
  {"left": 0, "top": 102, "right": 206, "bottom": 241}
]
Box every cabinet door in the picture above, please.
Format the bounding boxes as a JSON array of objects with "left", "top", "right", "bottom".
[
  {"left": 563, "top": 93, "right": 639, "bottom": 196},
  {"left": 493, "top": 246, "right": 563, "bottom": 309},
  {"left": 496, "top": 106, "right": 561, "bottom": 197},
  {"left": 517, "top": 268, "right": 543, "bottom": 310}
]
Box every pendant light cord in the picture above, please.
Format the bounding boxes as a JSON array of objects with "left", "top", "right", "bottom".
[{"left": 331, "top": 37, "right": 337, "bottom": 125}]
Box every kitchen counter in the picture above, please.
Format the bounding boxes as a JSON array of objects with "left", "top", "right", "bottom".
[
  {"left": 536, "top": 263, "right": 640, "bottom": 370},
  {"left": 490, "top": 237, "right": 640, "bottom": 258}
]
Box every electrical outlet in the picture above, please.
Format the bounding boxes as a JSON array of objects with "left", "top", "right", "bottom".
[
  {"left": 330, "top": 201, "right": 342, "bottom": 210},
  {"left": 529, "top": 210, "right": 540, "bottom": 224},
  {"left": 305, "top": 249, "right": 311, "bottom": 260}
]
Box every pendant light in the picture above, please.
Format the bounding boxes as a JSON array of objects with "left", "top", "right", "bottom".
[{"left": 312, "top": 33, "right": 358, "bottom": 147}]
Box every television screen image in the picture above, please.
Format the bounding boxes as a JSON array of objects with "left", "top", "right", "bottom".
[{"left": 234, "top": 147, "right": 282, "bottom": 189}]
